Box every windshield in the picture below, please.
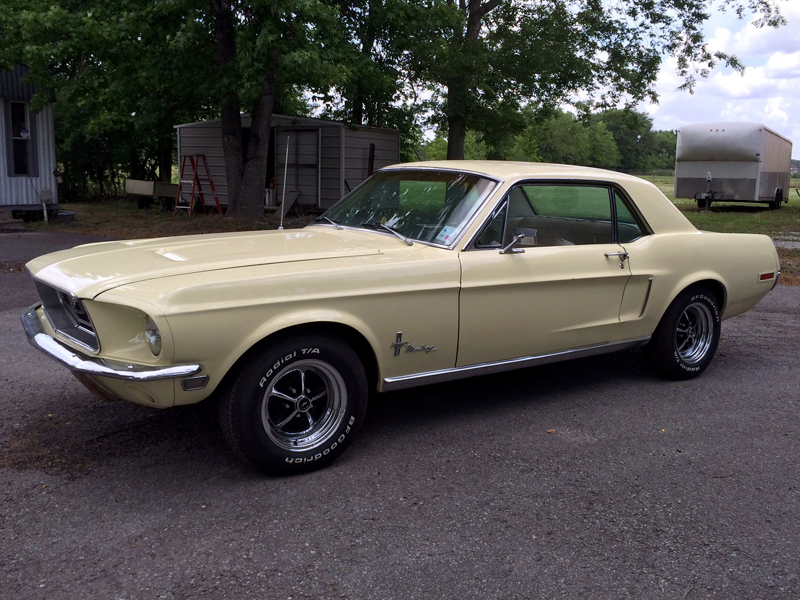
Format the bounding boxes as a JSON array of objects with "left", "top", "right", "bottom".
[{"left": 319, "top": 170, "right": 497, "bottom": 246}]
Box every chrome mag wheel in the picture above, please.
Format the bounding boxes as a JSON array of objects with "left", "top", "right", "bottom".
[
  {"left": 260, "top": 359, "right": 348, "bottom": 452},
  {"left": 643, "top": 286, "right": 721, "bottom": 380},
  {"left": 675, "top": 302, "right": 714, "bottom": 364}
]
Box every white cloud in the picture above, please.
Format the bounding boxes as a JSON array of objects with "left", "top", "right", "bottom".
[{"left": 647, "top": 3, "right": 800, "bottom": 158}]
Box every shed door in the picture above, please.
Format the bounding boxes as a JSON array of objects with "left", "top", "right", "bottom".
[{"left": 275, "top": 128, "right": 320, "bottom": 207}]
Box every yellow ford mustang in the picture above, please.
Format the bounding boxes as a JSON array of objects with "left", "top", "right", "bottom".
[{"left": 22, "top": 161, "right": 780, "bottom": 473}]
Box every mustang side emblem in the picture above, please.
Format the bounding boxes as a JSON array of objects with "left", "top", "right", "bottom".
[{"left": 391, "top": 332, "right": 438, "bottom": 357}]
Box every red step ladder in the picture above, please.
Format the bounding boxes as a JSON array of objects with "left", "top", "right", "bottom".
[{"left": 173, "top": 154, "right": 223, "bottom": 216}]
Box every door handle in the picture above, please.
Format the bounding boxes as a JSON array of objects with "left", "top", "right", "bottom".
[{"left": 604, "top": 251, "right": 629, "bottom": 269}]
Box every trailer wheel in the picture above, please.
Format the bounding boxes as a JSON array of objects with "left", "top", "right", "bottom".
[{"left": 770, "top": 189, "right": 783, "bottom": 211}]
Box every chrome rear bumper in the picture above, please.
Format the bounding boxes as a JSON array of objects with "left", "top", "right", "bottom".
[{"left": 21, "top": 303, "right": 201, "bottom": 382}]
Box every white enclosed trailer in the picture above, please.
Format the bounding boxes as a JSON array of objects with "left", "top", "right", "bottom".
[{"left": 674, "top": 122, "right": 792, "bottom": 210}]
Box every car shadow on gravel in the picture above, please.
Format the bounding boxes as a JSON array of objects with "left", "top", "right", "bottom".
[
  {"left": 0, "top": 396, "right": 231, "bottom": 476},
  {"left": 361, "top": 348, "right": 653, "bottom": 437},
  {"left": 0, "top": 349, "right": 652, "bottom": 478}
]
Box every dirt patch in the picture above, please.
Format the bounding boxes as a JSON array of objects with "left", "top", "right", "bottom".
[
  {"left": 0, "top": 262, "right": 26, "bottom": 273},
  {"left": 778, "top": 248, "right": 800, "bottom": 286},
  {"left": 780, "top": 273, "right": 800, "bottom": 286},
  {"left": 0, "top": 401, "right": 222, "bottom": 475}
]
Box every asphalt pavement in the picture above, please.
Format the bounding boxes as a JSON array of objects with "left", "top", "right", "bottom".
[{"left": 1, "top": 230, "right": 799, "bottom": 599}]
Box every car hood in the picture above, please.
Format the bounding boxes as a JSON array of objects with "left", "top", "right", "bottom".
[{"left": 27, "top": 227, "right": 397, "bottom": 298}]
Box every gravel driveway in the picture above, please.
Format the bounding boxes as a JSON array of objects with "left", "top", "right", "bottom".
[{"left": 1, "top": 231, "right": 798, "bottom": 599}]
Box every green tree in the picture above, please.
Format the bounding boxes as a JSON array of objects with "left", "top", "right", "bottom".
[
  {"left": 0, "top": 1, "right": 219, "bottom": 197},
  {"left": 507, "top": 110, "right": 619, "bottom": 168},
  {"left": 412, "top": 0, "right": 784, "bottom": 160},
  {"left": 648, "top": 130, "right": 679, "bottom": 170},
  {"left": 1, "top": 0, "right": 346, "bottom": 215},
  {"left": 586, "top": 121, "right": 621, "bottom": 169},
  {"left": 421, "top": 131, "right": 487, "bottom": 160},
  {"left": 320, "top": 0, "right": 455, "bottom": 163},
  {"left": 509, "top": 125, "right": 540, "bottom": 163},
  {"left": 592, "top": 109, "right": 657, "bottom": 172}
]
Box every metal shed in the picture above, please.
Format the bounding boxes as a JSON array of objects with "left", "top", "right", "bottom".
[
  {"left": 0, "top": 64, "right": 58, "bottom": 212},
  {"left": 175, "top": 114, "right": 401, "bottom": 210}
]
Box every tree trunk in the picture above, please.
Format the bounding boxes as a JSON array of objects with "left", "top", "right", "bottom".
[
  {"left": 129, "top": 147, "right": 146, "bottom": 180},
  {"left": 157, "top": 129, "right": 173, "bottom": 183},
  {"left": 237, "top": 78, "right": 275, "bottom": 217},
  {"left": 444, "top": 0, "right": 502, "bottom": 160},
  {"left": 447, "top": 113, "right": 467, "bottom": 160},
  {"left": 214, "top": 0, "right": 276, "bottom": 217}
]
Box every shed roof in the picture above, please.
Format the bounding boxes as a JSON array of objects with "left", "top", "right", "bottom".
[
  {"left": 174, "top": 112, "right": 398, "bottom": 134},
  {"left": 0, "top": 64, "right": 55, "bottom": 102}
]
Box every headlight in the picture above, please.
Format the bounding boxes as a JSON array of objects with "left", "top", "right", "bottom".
[{"left": 144, "top": 316, "right": 162, "bottom": 357}]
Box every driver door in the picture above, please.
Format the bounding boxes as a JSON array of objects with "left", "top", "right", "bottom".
[{"left": 457, "top": 183, "right": 632, "bottom": 367}]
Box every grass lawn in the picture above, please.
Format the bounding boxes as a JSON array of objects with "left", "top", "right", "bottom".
[{"left": 26, "top": 198, "right": 314, "bottom": 239}]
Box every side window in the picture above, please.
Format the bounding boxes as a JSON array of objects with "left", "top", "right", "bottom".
[
  {"left": 474, "top": 201, "right": 507, "bottom": 248},
  {"left": 515, "top": 185, "right": 613, "bottom": 246},
  {"left": 615, "top": 192, "right": 644, "bottom": 243}
]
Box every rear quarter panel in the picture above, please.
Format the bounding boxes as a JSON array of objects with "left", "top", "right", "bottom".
[{"left": 620, "top": 230, "right": 779, "bottom": 340}]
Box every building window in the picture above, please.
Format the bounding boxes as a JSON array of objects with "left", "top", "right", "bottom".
[{"left": 10, "top": 101, "right": 31, "bottom": 175}]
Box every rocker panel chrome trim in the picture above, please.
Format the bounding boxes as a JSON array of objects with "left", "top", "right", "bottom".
[{"left": 383, "top": 337, "right": 650, "bottom": 391}]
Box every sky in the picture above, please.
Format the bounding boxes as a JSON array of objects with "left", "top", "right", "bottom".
[{"left": 645, "top": 1, "right": 800, "bottom": 159}]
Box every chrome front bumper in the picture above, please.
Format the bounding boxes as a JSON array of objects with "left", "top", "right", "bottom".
[{"left": 21, "top": 303, "right": 201, "bottom": 382}]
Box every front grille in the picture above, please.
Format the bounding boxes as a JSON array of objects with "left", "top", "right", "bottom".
[{"left": 34, "top": 280, "right": 99, "bottom": 352}]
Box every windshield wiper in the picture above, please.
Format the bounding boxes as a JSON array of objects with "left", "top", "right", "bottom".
[
  {"left": 360, "top": 220, "right": 414, "bottom": 246},
  {"left": 314, "top": 216, "right": 343, "bottom": 230}
]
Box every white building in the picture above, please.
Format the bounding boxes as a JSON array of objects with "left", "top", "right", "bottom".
[{"left": 0, "top": 64, "right": 57, "bottom": 212}]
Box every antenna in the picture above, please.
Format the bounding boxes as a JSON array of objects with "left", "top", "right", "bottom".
[{"left": 279, "top": 135, "right": 289, "bottom": 231}]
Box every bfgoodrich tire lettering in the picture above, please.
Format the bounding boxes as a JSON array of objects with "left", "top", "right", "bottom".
[
  {"left": 643, "top": 287, "right": 721, "bottom": 380},
  {"left": 218, "top": 333, "right": 368, "bottom": 474}
]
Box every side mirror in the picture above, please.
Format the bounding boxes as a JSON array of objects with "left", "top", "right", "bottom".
[{"left": 500, "top": 233, "right": 525, "bottom": 255}]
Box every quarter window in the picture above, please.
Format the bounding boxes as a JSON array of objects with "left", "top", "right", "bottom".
[
  {"left": 615, "top": 192, "right": 644, "bottom": 243},
  {"left": 474, "top": 202, "right": 507, "bottom": 248}
]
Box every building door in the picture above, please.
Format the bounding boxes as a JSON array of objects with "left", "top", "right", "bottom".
[{"left": 274, "top": 128, "right": 320, "bottom": 207}]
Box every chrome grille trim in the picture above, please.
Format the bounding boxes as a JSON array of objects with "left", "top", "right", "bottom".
[
  {"left": 58, "top": 289, "right": 94, "bottom": 331},
  {"left": 33, "top": 280, "right": 99, "bottom": 352}
]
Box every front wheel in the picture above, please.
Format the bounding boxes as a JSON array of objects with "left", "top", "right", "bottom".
[
  {"left": 643, "top": 287, "right": 721, "bottom": 380},
  {"left": 218, "top": 332, "right": 368, "bottom": 474}
]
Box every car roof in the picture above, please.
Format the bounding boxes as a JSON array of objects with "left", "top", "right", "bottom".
[
  {"left": 383, "top": 160, "right": 645, "bottom": 184},
  {"left": 382, "top": 160, "right": 697, "bottom": 235}
]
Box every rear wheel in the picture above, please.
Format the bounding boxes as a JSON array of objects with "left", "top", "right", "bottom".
[
  {"left": 218, "top": 332, "right": 368, "bottom": 474},
  {"left": 643, "top": 287, "right": 721, "bottom": 380},
  {"left": 696, "top": 198, "right": 708, "bottom": 210}
]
